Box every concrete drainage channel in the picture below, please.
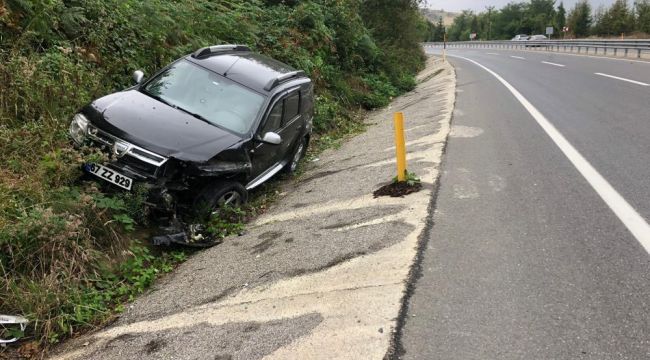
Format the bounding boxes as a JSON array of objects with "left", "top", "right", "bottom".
[{"left": 51, "top": 57, "right": 456, "bottom": 360}]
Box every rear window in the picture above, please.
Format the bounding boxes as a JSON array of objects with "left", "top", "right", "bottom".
[{"left": 283, "top": 92, "right": 300, "bottom": 124}]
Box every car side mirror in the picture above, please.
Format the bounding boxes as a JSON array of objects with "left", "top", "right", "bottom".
[
  {"left": 132, "top": 70, "right": 144, "bottom": 85},
  {"left": 260, "top": 132, "right": 282, "bottom": 145}
]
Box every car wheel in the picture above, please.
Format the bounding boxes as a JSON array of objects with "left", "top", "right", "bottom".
[
  {"left": 192, "top": 181, "right": 248, "bottom": 220},
  {"left": 284, "top": 137, "right": 307, "bottom": 174}
]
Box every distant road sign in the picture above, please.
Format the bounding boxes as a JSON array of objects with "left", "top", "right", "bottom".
[
  {"left": 470, "top": 33, "right": 477, "bottom": 40},
  {"left": 546, "top": 27, "right": 554, "bottom": 35}
]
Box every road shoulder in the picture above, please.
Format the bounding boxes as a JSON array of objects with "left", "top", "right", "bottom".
[{"left": 50, "top": 57, "right": 456, "bottom": 360}]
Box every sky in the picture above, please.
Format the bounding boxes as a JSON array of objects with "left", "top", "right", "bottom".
[{"left": 425, "top": 0, "right": 617, "bottom": 13}]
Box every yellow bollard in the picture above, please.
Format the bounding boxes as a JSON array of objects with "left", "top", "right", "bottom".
[{"left": 394, "top": 112, "right": 407, "bottom": 182}]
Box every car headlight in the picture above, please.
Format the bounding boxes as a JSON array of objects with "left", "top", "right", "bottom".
[{"left": 69, "top": 113, "right": 89, "bottom": 145}]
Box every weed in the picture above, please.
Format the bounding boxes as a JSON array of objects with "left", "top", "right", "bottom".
[
  {"left": 393, "top": 171, "right": 422, "bottom": 187},
  {"left": 206, "top": 206, "right": 246, "bottom": 239}
]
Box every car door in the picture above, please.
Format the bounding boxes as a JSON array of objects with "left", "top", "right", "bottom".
[
  {"left": 277, "top": 89, "right": 303, "bottom": 157},
  {"left": 251, "top": 99, "right": 284, "bottom": 178}
]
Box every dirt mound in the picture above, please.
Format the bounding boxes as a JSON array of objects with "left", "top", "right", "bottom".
[{"left": 373, "top": 182, "right": 422, "bottom": 198}]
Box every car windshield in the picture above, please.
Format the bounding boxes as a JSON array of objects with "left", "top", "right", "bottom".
[{"left": 141, "top": 60, "right": 265, "bottom": 134}]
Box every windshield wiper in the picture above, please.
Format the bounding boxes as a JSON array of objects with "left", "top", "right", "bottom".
[
  {"left": 141, "top": 90, "right": 177, "bottom": 109},
  {"left": 174, "top": 106, "right": 213, "bottom": 126},
  {"left": 141, "top": 89, "right": 217, "bottom": 128}
]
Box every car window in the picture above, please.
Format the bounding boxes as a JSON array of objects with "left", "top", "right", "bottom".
[
  {"left": 141, "top": 60, "right": 266, "bottom": 134},
  {"left": 262, "top": 101, "right": 283, "bottom": 133},
  {"left": 283, "top": 92, "right": 300, "bottom": 125}
]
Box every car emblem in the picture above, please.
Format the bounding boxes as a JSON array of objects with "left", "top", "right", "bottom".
[{"left": 113, "top": 141, "right": 130, "bottom": 157}]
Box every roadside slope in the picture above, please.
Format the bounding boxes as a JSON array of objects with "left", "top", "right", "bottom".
[{"left": 51, "top": 57, "right": 456, "bottom": 360}]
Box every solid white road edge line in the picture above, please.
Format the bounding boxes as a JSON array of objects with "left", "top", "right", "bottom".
[
  {"left": 595, "top": 73, "right": 650, "bottom": 86},
  {"left": 433, "top": 48, "right": 650, "bottom": 65},
  {"left": 510, "top": 55, "right": 526, "bottom": 59},
  {"left": 542, "top": 61, "right": 565, "bottom": 67},
  {"left": 449, "top": 54, "right": 650, "bottom": 255}
]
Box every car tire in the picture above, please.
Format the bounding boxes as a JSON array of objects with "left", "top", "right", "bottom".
[
  {"left": 192, "top": 181, "right": 248, "bottom": 220},
  {"left": 284, "top": 136, "right": 307, "bottom": 174}
]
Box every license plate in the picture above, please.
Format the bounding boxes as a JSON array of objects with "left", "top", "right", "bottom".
[{"left": 84, "top": 163, "right": 133, "bottom": 190}]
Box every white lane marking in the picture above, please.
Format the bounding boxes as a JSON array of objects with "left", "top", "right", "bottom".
[
  {"left": 510, "top": 56, "right": 526, "bottom": 60},
  {"left": 486, "top": 52, "right": 500, "bottom": 55},
  {"left": 542, "top": 61, "right": 565, "bottom": 67},
  {"left": 595, "top": 73, "right": 650, "bottom": 86},
  {"left": 450, "top": 54, "right": 650, "bottom": 255},
  {"left": 429, "top": 48, "right": 650, "bottom": 65}
]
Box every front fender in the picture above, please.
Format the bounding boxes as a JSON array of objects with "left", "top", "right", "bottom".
[{"left": 194, "top": 161, "right": 252, "bottom": 177}]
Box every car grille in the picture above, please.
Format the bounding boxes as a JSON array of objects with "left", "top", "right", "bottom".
[
  {"left": 118, "top": 155, "right": 161, "bottom": 177},
  {"left": 87, "top": 124, "right": 168, "bottom": 178}
]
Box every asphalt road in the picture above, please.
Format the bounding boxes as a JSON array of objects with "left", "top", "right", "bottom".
[{"left": 398, "top": 49, "right": 650, "bottom": 359}]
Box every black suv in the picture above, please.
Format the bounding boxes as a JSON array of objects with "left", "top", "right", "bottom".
[{"left": 70, "top": 45, "right": 313, "bottom": 217}]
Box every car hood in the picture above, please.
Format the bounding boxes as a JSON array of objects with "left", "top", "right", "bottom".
[{"left": 83, "top": 90, "right": 245, "bottom": 163}]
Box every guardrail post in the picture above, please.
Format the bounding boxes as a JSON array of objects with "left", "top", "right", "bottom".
[{"left": 638, "top": 49, "right": 642, "bottom": 58}]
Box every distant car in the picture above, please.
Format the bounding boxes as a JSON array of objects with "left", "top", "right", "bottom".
[
  {"left": 526, "top": 35, "right": 548, "bottom": 47},
  {"left": 511, "top": 34, "right": 529, "bottom": 41},
  {"left": 528, "top": 35, "right": 548, "bottom": 41}
]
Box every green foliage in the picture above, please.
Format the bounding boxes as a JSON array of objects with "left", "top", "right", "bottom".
[
  {"left": 206, "top": 206, "right": 246, "bottom": 239},
  {"left": 393, "top": 170, "right": 421, "bottom": 187},
  {"left": 637, "top": 0, "right": 650, "bottom": 34},
  {"left": 557, "top": 2, "right": 567, "bottom": 32},
  {"left": 423, "top": 17, "right": 447, "bottom": 42},
  {"left": 593, "top": 0, "right": 635, "bottom": 36},
  {"left": 568, "top": 0, "right": 593, "bottom": 37},
  {"left": 443, "top": 0, "right": 649, "bottom": 40},
  {"left": 359, "top": 74, "right": 399, "bottom": 109}
]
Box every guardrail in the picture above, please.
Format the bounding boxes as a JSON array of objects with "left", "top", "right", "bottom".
[{"left": 424, "top": 40, "right": 650, "bottom": 59}]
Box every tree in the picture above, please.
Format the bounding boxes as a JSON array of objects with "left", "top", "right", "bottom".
[
  {"left": 486, "top": 6, "right": 495, "bottom": 40},
  {"left": 435, "top": 16, "right": 446, "bottom": 41},
  {"left": 447, "top": 10, "right": 475, "bottom": 41},
  {"left": 593, "top": 5, "right": 611, "bottom": 35},
  {"left": 567, "top": 0, "right": 592, "bottom": 38},
  {"left": 608, "top": 0, "right": 635, "bottom": 35},
  {"left": 556, "top": 1, "right": 567, "bottom": 33},
  {"left": 494, "top": 2, "right": 528, "bottom": 38},
  {"left": 636, "top": 0, "right": 650, "bottom": 33},
  {"left": 361, "top": 0, "right": 426, "bottom": 77},
  {"left": 526, "top": 0, "right": 557, "bottom": 34},
  {"left": 593, "top": 0, "right": 635, "bottom": 36}
]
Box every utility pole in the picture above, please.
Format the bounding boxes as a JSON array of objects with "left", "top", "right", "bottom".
[
  {"left": 486, "top": 6, "right": 495, "bottom": 41},
  {"left": 443, "top": 28, "right": 447, "bottom": 62}
]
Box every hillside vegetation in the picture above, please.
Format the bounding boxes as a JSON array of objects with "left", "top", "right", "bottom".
[
  {"left": 421, "top": 8, "right": 459, "bottom": 26},
  {"left": 0, "top": 0, "right": 426, "bottom": 351},
  {"left": 442, "top": 0, "right": 650, "bottom": 41}
]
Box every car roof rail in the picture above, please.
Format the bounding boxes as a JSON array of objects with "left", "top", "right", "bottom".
[
  {"left": 192, "top": 45, "right": 251, "bottom": 59},
  {"left": 264, "top": 71, "right": 307, "bottom": 91}
]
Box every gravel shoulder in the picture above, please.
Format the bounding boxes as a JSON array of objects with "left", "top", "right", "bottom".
[{"left": 50, "top": 56, "right": 456, "bottom": 360}]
